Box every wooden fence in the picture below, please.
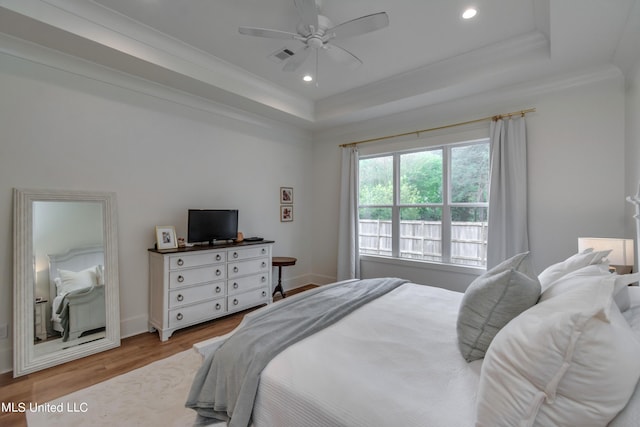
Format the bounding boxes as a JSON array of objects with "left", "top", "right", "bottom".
[{"left": 359, "top": 219, "right": 487, "bottom": 266}]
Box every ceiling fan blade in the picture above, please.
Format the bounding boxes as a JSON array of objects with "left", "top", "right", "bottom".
[
  {"left": 283, "top": 46, "right": 311, "bottom": 72},
  {"left": 294, "top": 0, "right": 319, "bottom": 33},
  {"left": 328, "top": 12, "right": 389, "bottom": 39},
  {"left": 324, "top": 44, "right": 362, "bottom": 70},
  {"left": 239, "top": 27, "right": 299, "bottom": 40}
]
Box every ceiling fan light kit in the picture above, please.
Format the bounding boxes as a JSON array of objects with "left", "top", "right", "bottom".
[
  {"left": 462, "top": 8, "right": 478, "bottom": 20},
  {"left": 238, "top": 0, "right": 389, "bottom": 74}
]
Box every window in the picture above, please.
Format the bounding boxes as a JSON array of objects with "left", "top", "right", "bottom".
[{"left": 358, "top": 139, "right": 489, "bottom": 267}]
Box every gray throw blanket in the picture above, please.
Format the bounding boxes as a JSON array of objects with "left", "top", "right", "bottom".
[
  {"left": 186, "top": 277, "right": 408, "bottom": 427},
  {"left": 55, "top": 286, "right": 93, "bottom": 342}
]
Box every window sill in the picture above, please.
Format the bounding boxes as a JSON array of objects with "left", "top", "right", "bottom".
[{"left": 359, "top": 254, "right": 486, "bottom": 277}]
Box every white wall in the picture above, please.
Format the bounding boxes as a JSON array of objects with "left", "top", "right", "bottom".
[
  {"left": 311, "top": 66, "right": 629, "bottom": 289},
  {"left": 626, "top": 60, "right": 640, "bottom": 257},
  {"left": 0, "top": 46, "right": 313, "bottom": 372}
]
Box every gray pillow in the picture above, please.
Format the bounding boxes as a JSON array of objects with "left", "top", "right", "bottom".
[{"left": 457, "top": 252, "right": 541, "bottom": 362}]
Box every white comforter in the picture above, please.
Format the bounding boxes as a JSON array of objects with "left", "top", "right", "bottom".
[{"left": 250, "top": 283, "right": 482, "bottom": 427}]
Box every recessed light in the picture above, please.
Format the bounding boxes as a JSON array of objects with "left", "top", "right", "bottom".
[
  {"left": 462, "top": 8, "right": 477, "bottom": 19},
  {"left": 303, "top": 75, "right": 313, "bottom": 82}
]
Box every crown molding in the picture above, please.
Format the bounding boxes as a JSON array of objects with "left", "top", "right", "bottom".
[{"left": 0, "top": 0, "right": 315, "bottom": 125}]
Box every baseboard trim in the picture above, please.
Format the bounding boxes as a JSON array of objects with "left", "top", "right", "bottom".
[
  {"left": 279, "top": 273, "right": 334, "bottom": 292},
  {"left": 120, "top": 314, "right": 149, "bottom": 339},
  {"left": 303, "top": 273, "right": 337, "bottom": 286},
  {"left": 0, "top": 346, "right": 13, "bottom": 375}
]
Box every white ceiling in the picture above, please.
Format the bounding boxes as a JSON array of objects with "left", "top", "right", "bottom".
[{"left": 1, "top": 0, "right": 639, "bottom": 129}]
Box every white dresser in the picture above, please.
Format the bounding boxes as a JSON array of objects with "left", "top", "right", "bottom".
[{"left": 148, "top": 241, "right": 273, "bottom": 341}]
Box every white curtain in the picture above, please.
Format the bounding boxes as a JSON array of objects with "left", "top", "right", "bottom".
[
  {"left": 337, "top": 145, "right": 360, "bottom": 280},
  {"left": 487, "top": 117, "right": 529, "bottom": 268}
]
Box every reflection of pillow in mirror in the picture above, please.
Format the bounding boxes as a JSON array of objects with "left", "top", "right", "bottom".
[
  {"left": 54, "top": 277, "right": 63, "bottom": 296},
  {"left": 96, "top": 264, "right": 104, "bottom": 285},
  {"left": 58, "top": 266, "right": 98, "bottom": 295}
]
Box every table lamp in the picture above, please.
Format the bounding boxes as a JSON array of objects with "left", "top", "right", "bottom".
[{"left": 578, "top": 237, "right": 634, "bottom": 274}]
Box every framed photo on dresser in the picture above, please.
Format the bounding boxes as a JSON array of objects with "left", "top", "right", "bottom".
[{"left": 155, "top": 225, "right": 177, "bottom": 250}]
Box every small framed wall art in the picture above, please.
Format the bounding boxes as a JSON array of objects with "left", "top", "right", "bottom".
[
  {"left": 280, "top": 205, "right": 293, "bottom": 222},
  {"left": 155, "top": 225, "right": 177, "bottom": 250},
  {"left": 280, "top": 187, "right": 293, "bottom": 204}
]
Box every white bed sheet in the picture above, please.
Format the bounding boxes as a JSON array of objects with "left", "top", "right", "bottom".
[{"left": 250, "top": 283, "right": 482, "bottom": 427}]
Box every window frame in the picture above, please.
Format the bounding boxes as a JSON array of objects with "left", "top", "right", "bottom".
[{"left": 358, "top": 138, "right": 490, "bottom": 267}]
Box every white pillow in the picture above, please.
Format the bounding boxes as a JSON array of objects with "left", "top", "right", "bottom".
[
  {"left": 476, "top": 274, "right": 640, "bottom": 427},
  {"left": 538, "top": 248, "right": 611, "bottom": 290},
  {"left": 540, "top": 264, "right": 639, "bottom": 312},
  {"left": 57, "top": 266, "right": 98, "bottom": 295},
  {"left": 95, "top": 264, "right": 105, "bottom": 286},
  {"left": 610, "top": 305, "right": 640, "bottom": 426},
  {"left": 54, "top": 277, "right": 63, "bottom": 296}
]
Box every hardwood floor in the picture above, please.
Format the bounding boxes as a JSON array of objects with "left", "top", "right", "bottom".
[{"left": 0, "top": 285, "right": 316, "bottom": 427}]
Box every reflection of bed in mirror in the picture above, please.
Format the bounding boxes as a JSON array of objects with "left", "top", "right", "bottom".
[{"left": 48, "top": 246, "right": 106, "bottom": 342}]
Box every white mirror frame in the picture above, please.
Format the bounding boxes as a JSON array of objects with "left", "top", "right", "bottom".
[{"left": 13, "top": 188, "right": 120, "bottom": 377}]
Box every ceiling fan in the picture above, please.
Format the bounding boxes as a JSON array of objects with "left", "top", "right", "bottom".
[{"left": 238, "top": 0, "right": 389, "bottom": 72}]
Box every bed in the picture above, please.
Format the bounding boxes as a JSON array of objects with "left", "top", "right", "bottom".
[
  {"left": 48, "top": 245, "right": 106, "bottom": 342},
  {"left": 187, "top": 251, "right": 640, "bottom": 427}
]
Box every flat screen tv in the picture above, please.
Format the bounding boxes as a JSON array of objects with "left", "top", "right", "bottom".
[{"left": 187, "top": 209, "right": 238, "bottom": 245}]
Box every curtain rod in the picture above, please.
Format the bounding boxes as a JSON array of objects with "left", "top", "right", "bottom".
[{"left": 338, "top": 108, "right": 536, "bottom": 148}]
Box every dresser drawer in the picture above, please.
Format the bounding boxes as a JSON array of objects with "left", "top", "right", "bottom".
[
  {"left": 228, "top": 246, "right": 269, "bottom": 262},
  {"left": 169, "top": 299, "right": 226, "bottom": 328},
  {"left": 228, "top": 274, "right": 269, "bottom": 296},
  {"left": 169, "top": 251, "right": 225, "bottom": 269},
  {"left": 169, "top": 265, "right": 225, "bottom": 288},
  {"left": 228, "top": 258, "right": 269, "bottom": 279},
  {"left": 168, "top": 282, "right": 224, "bottom": 309},
  {"left": 228, "top": 287, "right": 270, "bottom": 310}
]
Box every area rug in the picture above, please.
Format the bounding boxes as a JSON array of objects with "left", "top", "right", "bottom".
[{"left": 27, "top": 349, "right": 217, "bottom": 427}]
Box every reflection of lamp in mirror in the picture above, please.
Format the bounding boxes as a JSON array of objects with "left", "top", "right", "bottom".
[{"left": 578, "top": 237, "right": 634, "bottom": 274}]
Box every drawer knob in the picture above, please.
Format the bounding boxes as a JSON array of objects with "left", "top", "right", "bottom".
[
  {"left": 233, "top": 266, "right": 239, "bottom": 273},
  {"left": 262, "top": 291, "right": 267, "bottom": 297},
  {"left": 216, "top": 303, "right": 221, "bottom": 310},
  {"left": 177, "top": 294, "right": 184, "bottom": 302},
  {"left": 233, "top": 282, "right": 239, "bottom": 289},
  {"left": 177, "top": 275, "right": 184, "bottom": 283},
  {"left": 215, "top": 286, "right": 221, "bottom": 293},
  {"left": 261, "top": 261, "right": 267, "bottom": 268},
  {"left": 261, "top": 276, "right": 266, "bottom": 282},
  {"left": 233, "top": 252, "right": 239, "bottom": 259},
  {"left": 176, "top": 313, "right": 183, "bottom": 321},
  {"left": 216, "top": 269, "right": 222, "bottom": 276},
  {"left": 216, "top": 254, "right": 221, "bottom": 261},
  {"left": 233, "top": 298, "right": 239, "bottom": 306},
  {"left": 177, "top": 258, "right": 184, "bottom": 266},
  {"left": 261, "top": 248, "right": 266, "bottom": 254}
]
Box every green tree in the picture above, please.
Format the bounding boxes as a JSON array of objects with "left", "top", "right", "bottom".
[
  {"left": 451, "top": 144, "right": 489, "bottom": 221},
  {"left": 359, "top": 156, "right": 392, "bottom": 220},
  {"left": 359, "top": 142, "right": 489, "bottom": 222}
]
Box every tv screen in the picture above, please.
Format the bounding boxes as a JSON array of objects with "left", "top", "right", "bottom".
[{"left": 188, "top": 209, "right": 238, "bottom": 244}]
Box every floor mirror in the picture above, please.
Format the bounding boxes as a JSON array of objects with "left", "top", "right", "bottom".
[{"left": 13, "top": 188, "right": 120, "bottom": 377}]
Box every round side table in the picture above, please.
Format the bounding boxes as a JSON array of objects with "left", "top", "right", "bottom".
[{"left": 272, "top": 256, "right": 296, "bottom": 298}]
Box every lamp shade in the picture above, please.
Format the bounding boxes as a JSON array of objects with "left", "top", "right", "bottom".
[{"left": 577, "top": 237, "right": 634, "bottom": 267}]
